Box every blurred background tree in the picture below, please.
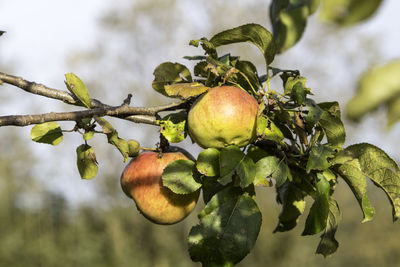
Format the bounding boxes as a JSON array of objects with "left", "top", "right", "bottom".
[{"left": 1, "top": 0, "right": 400, "bottom": 266}]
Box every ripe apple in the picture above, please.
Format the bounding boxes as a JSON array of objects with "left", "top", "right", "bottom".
[
  {"left": 187, "top": 86, "right": 259, "bottom": 148},
  {"left": 120, "top": 149, "right": 199, "bottom": 225}
]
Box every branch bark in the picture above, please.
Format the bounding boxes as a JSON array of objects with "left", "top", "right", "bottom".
[{"left": 0, "top": 72, "right": 189, "bottom": 127}]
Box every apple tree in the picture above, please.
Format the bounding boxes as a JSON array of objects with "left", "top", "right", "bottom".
[{"left": 1, "top": 0, "right": 400, "bottom": 266}]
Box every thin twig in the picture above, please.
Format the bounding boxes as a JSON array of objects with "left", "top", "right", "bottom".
[{"left": 0, "top": 71, "right": 188, "bottom": 127}]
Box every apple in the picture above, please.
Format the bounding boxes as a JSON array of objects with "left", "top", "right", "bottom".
[
  {"left": 187, "top": 86, "right": 259, "bottom": 148},
  {"left": 120, "top": 149, "right": 199, "bottom": 225}
]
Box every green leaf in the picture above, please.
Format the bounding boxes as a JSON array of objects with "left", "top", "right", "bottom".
[
  {"left": 319, "top": 0, "right": 383, "bottom": 26},
  {"left": 189, "top": 38, "right": 217, "bottom": 57},
  {"left": 256, "top": 115, "right": 268, "bottom": 136},
  {"left": 246, "top": 145, "right": 270, "bottom": 163},
  {"left": 319, "top": 101, "right": 342, "bottom": 118},
  {"left": 202, "top": 176, "right": 226, "bottom": 205},
  {"left": 316, "top": 198, "right": 342, "bottom": 257},
  {"left": 387, "top": 96, "right": 400, "bottom": 128},
  {"left": 291, "top": 82, "right": 307, "bottom": 105},
  {"left": 302, "top": 174, "right": 330, "bottom": 235},
  {"left": 152, "top": 62, "right": 192, "bottom": 96},
  {"left": 254, "top": 156, "right": 289, "bottom": 187},
  {"left": 83, "top": 131, "right": 94, "bottom": 141},
  {"left": 236, "top": 156, "right": 257, "bottom": 188},
  {"left": 164, "top": 82, "right": 210, "bottom": 99},
  {"left": 31, "top": 122, "right": 63, "bottom": 146},
  {"left": 209, "top": 23, "right": 276, "bottom": 67},
  {"left": 273, "top": 159, "right": 290, "bottom": 187},
  {"left": 107, "top": 132, "right": 130, "bottom": 162},
  {"left": 257, "top": 115, "right": 285, "bottom": 144},
  {"left": 197, "top": 148, "right": 220, "bottom": 177},
  {"left": 346, "top": 60, "right": 400, "bottom": 123},
  {"left": 343, "top": 143, "right": 400, "bottom": 221},
  {"left": 0, "top": 30, "right": 6, "bottom": 37},
  {"left": 308, "top": 0, "right": 321, "bottom": 14},
  {"left": 270, "top": 0, "right": 317, "bottom": 53},
  {"left": 335, "top": 158, "right": 375, "bottom": 223},
  {"left": 188, "top": 186, "right": 262, "bottom": 266},
  {"left": 64, "top": 73, "right": 92, "bottom": 109},
  {"left": 274, "top": 181, "right": 306, "bottom": 232},
  {"left": 219, "top": 146, "right": 256, "bottom": 188},
  {"left": 234, "top": 60, "right": 261, "bottom": 91},
  {"left": 95, "top": 116, "right": 131, "bottom": 162},
  {"left": 306, "top": 144, "right": 335, "bottom": 173},
  {"left": 158, "top": 111, "right": 187, "bottom": 143},
  {"left": 193, "top": 61, "right": 210, "bottom": 79},
  {"left": 254, "top": 156, "right": 277, "bottom": 187},
  {"left": 76, "top": 144, "right": 98, "bottom": 180},
  {"left": 162, "top": 159, "right": 201, "bottom": 194},
  {"left": 284, "top": 76, "right": 307, "bottom": 94},
  {"left": 305, "top": 98, "right": 323, "bottom": 132},
  {"left": 318, "top": 102, "right": 346, "bottom": 148},
  {"left": 94, "top": 116, "right": 115, "bottom": 134}
]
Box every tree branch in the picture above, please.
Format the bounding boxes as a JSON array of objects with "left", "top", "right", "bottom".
[
  {"left": 0, "top": 71, "right": 189, "bottom": 127},
  {"left": 0, "top": 71, "right": 108, "bottom": 108}
]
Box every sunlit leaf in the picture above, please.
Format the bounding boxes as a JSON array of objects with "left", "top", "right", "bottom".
[
  {"left": 319, "top": 0, "right": 383, "bottom": 26},
  {"left": 254, "top": 156, "right": 289, "bottom": 187},
  {"left": 189, "top": 37, "right": 217, "bottom": 57},
  {"left": 387, "top": 96, "right": 400, "bottom": 128},
  {"left": 197, "top": 148, "right": 220, "bottom": 177},
  {"left": 107, "top": 132, "right": 130, "bottom": 162},
  {"left": 343, "top": 143, "right": 400, "bottom": 221},
  {"left": 306, "top": 144, "right": 335, "bottom": 173},
  {"left": 31, "top": 122, "right": 63, "bottom": 146},
  {"left": 318, "top": 102, "right": 346, "bottom": 148},
  {"left": 158, "top": 111, "right": 187, "bottom": 143},
  {"left": 83, "top": 131, "right": 94, "bottom": 141},
  {"left": 152, "top": 62, "right": 192, "bottom": 96},
  {"left": 302, "top": 174, "right": 330, "bottom": 235},
  {"left": 219, "top": 146, "right": 256, "bottom": 188},
  {"left": 94, "top": 116, "right": 115, "bottom": 134},
  {"left": 257, "top": 115, "right": 285, "bottom": 144},
  {"left": 65, "top": 73, "right": 92, "bottom": 109},
  {"left": 254, "top": 156, "right": 278, "bottom": 187},
  {"left": 335, "top": 158, "right": 375, "bottom": 223},
  {"left": 76, "top": 144, "right": 98, "bottom": 180},
  {"left": 347, "top": 60, "right": 400, "bottom": 125},
  {"left": 274, "top": 181, "right": 306, "bottom": 232},
  {"left": 209, "top": 23, "right": 276, "bottom": 67},
  {"left": 164, "top": 82, "right": 210, "bottom": 99},
  {"left": 95, "top": 116, "right": 136, "bottom": 161},
  {"left": 234, "top": 60, "right": 261, "bottom": 91},
  {"left": 270, "top": 0, "right": 319, "bottom": 53},
  {"left": 162, "top": 159, "right": 201, "bottom": 194},
  {"left": 316, "top": 199, "right": 341, "bottom": 257},
  {"left": 188, "top": 186, "right": 262, "bottom": 266},
  {"left": 305, "top": 99, "right": 323, "bottom": 132}
]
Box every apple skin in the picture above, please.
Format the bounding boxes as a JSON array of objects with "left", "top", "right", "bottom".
[
  {"left": 188, "top": 86, "right": 259, "bottom": 148},
  {"left": 120, "top": 150, "right": 199, "bottom": 225}
]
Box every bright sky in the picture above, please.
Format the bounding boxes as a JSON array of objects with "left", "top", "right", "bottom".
[
  {"left": 0, "top": 0, "right": 110, "bottom": 82},
  {"left": 1, "top": 0, "right": 400, "bottom": 204}
]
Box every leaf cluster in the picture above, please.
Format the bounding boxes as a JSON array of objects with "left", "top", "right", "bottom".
[
  {"left": 30, "top": 73, "right": 141, "bottom": 180},
  {"left": 146, "top": 23, "right": 400, "bottom": 266}
]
